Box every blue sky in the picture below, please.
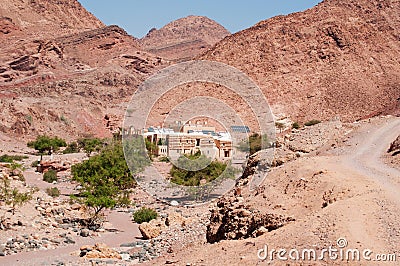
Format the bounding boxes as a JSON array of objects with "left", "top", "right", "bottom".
[{"left": 78, "top": 1, "right": 322, "bottom": 38}]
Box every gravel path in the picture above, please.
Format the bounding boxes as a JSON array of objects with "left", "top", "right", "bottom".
[{"left": 0, "top": 211, "right": 141, "bottom": 266}]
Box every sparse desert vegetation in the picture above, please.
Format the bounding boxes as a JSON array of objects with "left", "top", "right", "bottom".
[{"left": 0, "top": 0, "right": 399, "bottom": 265}]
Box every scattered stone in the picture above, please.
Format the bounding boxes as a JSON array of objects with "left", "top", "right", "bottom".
[
  {"left": 165, "top": 212, "right": 187, "bottom": 227},
  {"left": 139, "top": 222, "right": 161, "bottom": 239},
  {"left": 81, "top": 243, "right": 122, "bottom": 259},
  {"left": 120, "top": 253, "right": 130, "bottom": 261},
  {"left": 170, "top": 200, "right": 179, "bottom": 206},
  {"left": 80, "top": 228, "right": 90, "bottom": 237},
  {"left": 120, "top": 242, "right": 136, "bottom": 247},
  {"left": 70, "top": 203, "right": 81, "bottom": 210}
]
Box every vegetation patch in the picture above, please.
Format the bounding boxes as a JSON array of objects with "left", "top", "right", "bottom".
[
  {"left": 292, "top": 122, "right": 301, "bottom": 129},
  {"left": 133, "top": 207, "right": 158, "bottom": 224},
  {"left": 237, "top": 133, "right": 271, "bottom": 155},
  {"left": 28, "top": 135, "right": 67, "bottom": 154},
  {"left": 46, "top": 187, "right": 60, "bottom": 198},
  {"left": 71, "top": 140, "right": 142, "bottom": 225},
  {"left": 170, "top": 152, "right": 235, "bottom": 186},
  {"left": 43, "top": 169, "right": 58, "bottom": 183},
  {"left": 304, "top": 119, "right": 321, "bottom": 126},
  {"left": 0, "top": 154, "right": 28, "bottom": 163}
]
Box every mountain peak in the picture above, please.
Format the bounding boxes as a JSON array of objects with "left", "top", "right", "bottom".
[{"left": 140, "top": 15, "right": 230, "bottom": 61}]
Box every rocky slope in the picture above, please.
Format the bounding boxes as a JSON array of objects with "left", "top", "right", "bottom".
[
  {"left": 0, "top": 0, "right": 104, "bottom": 37},
  {"left": 140, "top": 16, "right": 230, "bottom": 61},
  {"left": 201, "top": 0, "right": 400, "bottom": 123},
  {"left": 0, "top": 0, "right": 167, "bottom": 140}
]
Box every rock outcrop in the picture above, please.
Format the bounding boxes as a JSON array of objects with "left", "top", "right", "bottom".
[
  {"left": 388, "top": 135, "right": 400, "bottom": 154},
  {"left": 206, "top": 195, "right": 294, "bottom": 243}
]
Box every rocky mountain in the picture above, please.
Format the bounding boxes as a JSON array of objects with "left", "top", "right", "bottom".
[
  {"left": 0, "top": 0, "right": 104, "bottom": 38},
  {"left": 1, "top": 0, "right": 399, "bottom": 140},
  {"left": 0, "top": 0, "right": 167, "bottom": 140},
  {"left": 201, "top": 0, "right": 400, "bottom": 123},
  {"left": 140, "top": 16, "right": 230, "bottom": 61}
]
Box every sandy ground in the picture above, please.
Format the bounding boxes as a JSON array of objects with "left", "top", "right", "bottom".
[
  {"left": 0, "top": 116, "right": 399, "bottom": 266},
  {"left": 143, "top": 116, "right": 400, "bottom": 266},
  {"left": 0, "top": 210, "right": 141, "bottom": 266}
]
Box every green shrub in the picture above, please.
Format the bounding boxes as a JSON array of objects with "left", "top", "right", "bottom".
[
  {"left": 27, "top": 135, "right": 67, "bottom": 154},
  {"left": 237, "top": 133, "right": 271, "bottom": 155},
  {"left": 133, "top": 207, "right": 157, "bottom": 224},
  {"left": 145, "top": 139, "right": 157, "bottom": 158},
  {"left": 43, "top": 169, "right": 58, "bottom": 183},
  {"left": 77, "top": 137, "right": 105, "bottom": 157},
  {"left": 60, "top": 115, "right": 69, "bottom": 125},
  {"left": 304, "top": 120, "right": 321, "bottom": 127},
  {"left": 0, "top": 178, "right": 34, "bottom": 215},
  {"left": 31, "top": 160, "right": 39, "bottom": 167},
  {"left": 0, "top": 154, "right": 28, "bottom": 163},
  {"left": 159, "top": 156, "right": 170, "bottom": 162},
  {"left": 63, "top": 142, "right": 79, "bottom": 154},
  {"left": 170, "top": 152, "right": 236, "bottom": 186},
  {"left": 292, "top": 122, "right": 301, "bottom": 129},
  {"left": 46, "top": 187, "right": 60, "bottom": 198}
]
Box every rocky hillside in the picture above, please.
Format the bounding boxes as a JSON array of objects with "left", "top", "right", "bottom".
[
  {"left": 0, "top": 0, "right": 167, "bottom": 140},
  {"left": 201, "top": 0, "right": 400, "bottom": 123},
  {"left": 0, "top": 0, "right": 104, "bottom": 37},
  {"left": 140, "top": 16, "right": 230, "bottom": 61}
]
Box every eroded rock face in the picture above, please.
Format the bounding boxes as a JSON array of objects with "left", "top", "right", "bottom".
[
  {"left": 201, "top": 0, "right": 400, "bottom": 122},
  {"left": 388, "top": 135, "right": 400, "bottom": 154},
  {"left": 206, "top": 196, "right": 294, "bottom": 243}
]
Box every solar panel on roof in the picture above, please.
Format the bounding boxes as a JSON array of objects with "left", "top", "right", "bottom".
[{"left": 230, "top": 126, "right": 250, "bottom": 133}]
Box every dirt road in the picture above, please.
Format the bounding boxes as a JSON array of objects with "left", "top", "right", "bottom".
[{"left": 343, "top": 117, "right": 400, "bottom": 203}]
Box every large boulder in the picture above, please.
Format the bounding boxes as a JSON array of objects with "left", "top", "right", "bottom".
[
  {"left": 206, "top": 195, "right": 294, "bottom": 243},
  {"left": 80, "top": 243, "right": 121, "bottom": 259},
  {"left": 138, "top": 218, "right": 166, "bottom": 239}
]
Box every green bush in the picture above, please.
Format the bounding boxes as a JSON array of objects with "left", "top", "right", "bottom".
[
  {"left": 292, "top": 122, "right": 301, "bottom": 129},
  {"left": 133, "top": 207, "right": 158, "bottom": 224},
  {"left": 31, "top": 160, "right": 39, "bottom": 168},
  {"left": 0, "top": 178, "right": 34, "bottom": 215},
  {"left": 77, "top": 138, "right": 104, "bottom": 157},
  {"left": 27, "top": 135, "right": 67, "bottom": 154},
  {"left": 170, "top": 152, "right": 235, "bottom": 186},
  {"left": 43, "top": 169, "right": 58, "bottom": 183},
  {"left": 0, "top": 154, "right": 28, "bottom": 163},
  {"left": 237, "top": 133, "right": 270, "bottom": 155},
  {"left": 63, "top": 142, "right": 79, "bottom": 154},
  {"left": 145, "top": 139, "right": 157, "bottom": 158},
  {"left": 304, "top": 120, "right": 321, "bottom": 127},
  {"left": 46, "top": 187, "right": 60, "bottom": 198}
]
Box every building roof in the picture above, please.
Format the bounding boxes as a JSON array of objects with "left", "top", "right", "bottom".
[{"left": 231, "top": 125, "right": 250, "bottom": 133}]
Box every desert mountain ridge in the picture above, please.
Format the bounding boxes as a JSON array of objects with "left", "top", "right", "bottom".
[
  {"left": 201, "top": 0, "right": 400, "bottom": 123},
  {"left": 140, "top": 15, "right": 230, "bottom": 61},
  {"left": 0, "top": 0, "right": 399, "bottom": 141},
  {"left": 0, "top": 0, "right": 104, "bottom": 38},
  {"left": 0, "top": 1, "right": 232, "bottom": 139}
]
